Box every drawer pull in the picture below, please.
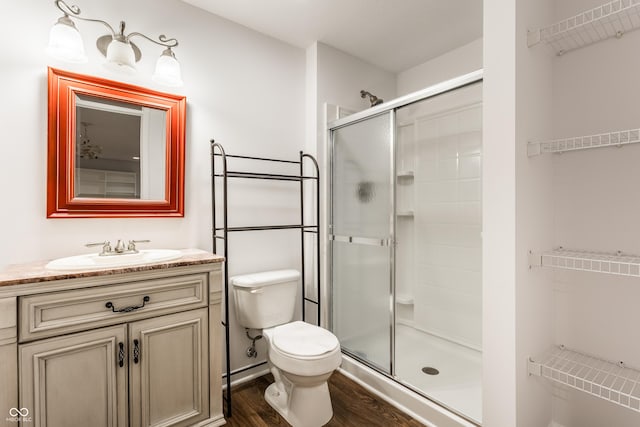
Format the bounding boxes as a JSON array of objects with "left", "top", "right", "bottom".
[
  {"left": 105, "top": 296, "right": 150, "bottom": 313},
  {"left": 133, "top": 339, "right": 140, "bottom": 364},
  {"left": 118, "top": 342, "right": 125, "bottom": 367}
]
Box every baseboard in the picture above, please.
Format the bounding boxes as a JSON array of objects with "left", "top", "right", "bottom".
[
  {"left": 192, "top": 416, "right": 226, "bottom": 427},
  {"left": 223, "top": 366, "right": 270, "bottom": 390}
]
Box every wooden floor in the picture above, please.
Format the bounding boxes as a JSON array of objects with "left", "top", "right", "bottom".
[{"left": 223, "top": 372, "right": 423, "bottom": 426}]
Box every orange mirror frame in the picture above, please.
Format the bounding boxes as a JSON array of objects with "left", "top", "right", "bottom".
[{"left": 47, "top": 67, "right": 186, "bottom": 218}]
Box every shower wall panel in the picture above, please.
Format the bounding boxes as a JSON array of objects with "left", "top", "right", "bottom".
[{"left": 408, "top": 86, "right": 483, "bottom": 350}]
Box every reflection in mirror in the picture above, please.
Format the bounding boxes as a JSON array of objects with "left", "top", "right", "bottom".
[{"left": 74, "top": 94, "right": 166, "bottom": 200}]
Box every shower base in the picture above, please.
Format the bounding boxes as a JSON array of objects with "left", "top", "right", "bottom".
[
  {"left": 341, "top": 324, "right": 481, "bottom": 424},
  {"left": 396, "top": 325, "right": 481, "bottom": 423}
]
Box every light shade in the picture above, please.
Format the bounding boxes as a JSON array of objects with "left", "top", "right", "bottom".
[
  {"left": 46, "top": 17, "right": 87, "bottom": 63},
  {"left": 104, "top": 39, "right": 136, "bottom": 74},
  {"left": 152, "top": 49, "right": 183, "bottom": 87}
]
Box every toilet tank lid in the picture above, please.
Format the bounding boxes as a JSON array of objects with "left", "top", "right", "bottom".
[{"left": 229, "top": 269, "right": 300, "bottom": 288}]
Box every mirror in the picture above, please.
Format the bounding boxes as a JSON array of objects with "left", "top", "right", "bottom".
[{"left": 47, "top": 67, "right": 185, "bottom": 217}]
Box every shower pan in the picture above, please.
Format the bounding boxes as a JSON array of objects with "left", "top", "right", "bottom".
[{"left": 328, "top": 71, "right": 483, "bottom": 424}]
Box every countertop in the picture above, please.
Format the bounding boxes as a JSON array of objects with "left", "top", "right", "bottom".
[{"left": 0, "top": 249, "right": 224, "bottom": 287}]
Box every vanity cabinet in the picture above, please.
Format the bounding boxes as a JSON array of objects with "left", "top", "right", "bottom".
[
  {"left": 19, "top": 309, "right": 208, "bottom": 427},
  {"left": 0, "top": 250, "right": 225, "bottom": 427},
  {"left": 19, "top": 325, "right": 129, "bottom": 427},
  {"left": 129, "top": 309, "right": 209, "bottom": 427}
]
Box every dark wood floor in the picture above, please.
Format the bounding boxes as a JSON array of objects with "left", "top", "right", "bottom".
[{"left": 224, "top": 372, "right": 423, "bottom": 426}]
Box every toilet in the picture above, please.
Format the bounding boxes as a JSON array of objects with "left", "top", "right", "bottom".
[{"left": 230, "top": 270, "right": 341, "bottom": 427}]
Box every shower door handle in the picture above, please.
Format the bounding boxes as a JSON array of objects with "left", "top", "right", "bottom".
[{"left": 329, "top": 234, "right": 390, "bottom": 247}]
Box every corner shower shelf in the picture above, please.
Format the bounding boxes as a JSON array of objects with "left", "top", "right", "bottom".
[
  {"left": 397, "top": 171, "right": 414, "bottom": 179},
  {"left": 527, "top": 0, "right": 640, "bottom": 55},
  {"left": 529, "top": 346, "right": 640, "bottom": 413},
  {"left": 527, "top": 128, "right": 640, "bottom": 156},
  {"left": 529, "top": 248, "right": 640, "bottom": 277},
  {"left": 395, "top": 294, "right": 414, "bottom": 305}
]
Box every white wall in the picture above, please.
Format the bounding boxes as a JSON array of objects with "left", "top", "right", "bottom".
[
  {"left": 1, "top": 0, "right": 305, "bottom": 375},
  {"left": 397, "top": 38, "right": 483, "bottom": 97},
  {"left": 514, "top": 0, "right": 555, "bottom": 426},
  {"left": 482, "top": 0, "right": 518, "bottom": 425},
  {"left": 315, "top": 42, "right": 397, "bottom": 127},
  {"left": 485, "top": 0, "right": 640, "bottom": 425},
  {"left": 548, "top": 0, "right": 640, "bottom": 425}
]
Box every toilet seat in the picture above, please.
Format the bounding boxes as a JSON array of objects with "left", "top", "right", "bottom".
[
  {"left": 264, "top": 321, "right": 342, "bottom": 376},
  {"left": 271, "top": 321, "right": 339, "bottom": 358}
]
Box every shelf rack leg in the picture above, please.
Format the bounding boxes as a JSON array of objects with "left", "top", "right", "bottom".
[
  {"left": 211, "top": 140, "right": 232, "bottom": 418},
  {"left": 300, "top": 151, "right": 306, "bottom": 323}
]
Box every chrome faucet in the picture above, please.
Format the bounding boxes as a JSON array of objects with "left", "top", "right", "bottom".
[{"left": 85, "top": 239, "right": 150, "bottom": 256}]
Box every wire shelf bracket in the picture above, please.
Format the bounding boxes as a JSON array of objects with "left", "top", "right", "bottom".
[
  {"left": 210, "top": 141, "right": 321, "bottom": 419},
  {"left": 527, "top": 0, "right": 640, "bottom": 55},
  {"left": 529, "top": 346, "right": 640, "bottom": 413},
  {"left": 527, "top": 128, "right": 640, "bottom": 156},
  {"left": 529, "top": 248, "right": 640, "bottom": 277}
]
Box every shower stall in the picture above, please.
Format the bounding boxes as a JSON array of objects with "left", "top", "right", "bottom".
[{"left": 328, "top": 71, "right": 483, "bottom": 424}]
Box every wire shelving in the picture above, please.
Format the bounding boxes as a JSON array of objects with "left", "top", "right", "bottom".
[
  {"left": 527, "top": 128, "right": 640, "bottom": 156},
  {"left": 529, "top": 248, "right": 640, "bottom": 277},
  {"left": 527, "top": 0, "right": 640, "bottom": 55},
  {"left": 529, "top": 346, "right": 640, "bottom": 413}
]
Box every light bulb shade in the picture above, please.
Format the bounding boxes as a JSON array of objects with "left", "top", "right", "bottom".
[
  {"left": 46, "top": 18, "right": 87, "bottom": 63},
  {"left": 153, "top": 50, "right": 183, "bottom": 87},
  {"left": 104, "top": 39, "right": 136, "bottom": 74}
]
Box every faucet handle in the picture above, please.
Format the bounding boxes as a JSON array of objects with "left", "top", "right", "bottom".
[
  {"left": 127, "top": 239, "right": 150, "bottom": 252},
  {"left": 85, "top": 241, "right": 112, "bottom": 255}
]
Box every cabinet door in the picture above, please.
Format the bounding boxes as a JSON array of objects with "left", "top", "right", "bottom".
[
  {"left": 19, "top": 325, "right": 128, "bottom": 427},
  {"left": 129, "top": 308, "right": 209, "bottom": 427}
]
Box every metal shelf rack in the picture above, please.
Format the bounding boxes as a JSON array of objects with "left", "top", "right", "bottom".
[
  {"left": 210, "top": 141, "right": 321, "bottom": 418},
  {"left": 529, "top": 346, "right": 640, "bottom": 413},
  {"left": 529, "top": 248, "right": 640, "bottom": 277},
  {"left": 527, "top": 128, "right": 640, "bottom": 156},
  {"left": 527, "top": 0, "right": 640, "bottom": 55}
]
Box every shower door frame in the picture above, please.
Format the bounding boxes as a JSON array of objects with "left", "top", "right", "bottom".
[
  {"left": 327, "top": 68, "right": 483, "bottom": 414},
  {"left": 328, "top": 109, "right": 397, "bottom": 374}
]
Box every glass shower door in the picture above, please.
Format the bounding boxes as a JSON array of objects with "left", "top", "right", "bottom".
[{"left": 330, "top": 112, "right": 393, "bottom": 373}]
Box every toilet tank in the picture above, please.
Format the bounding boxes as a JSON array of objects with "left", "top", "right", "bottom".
[{"left": 230, "top": 269, "right": 300, "bottom": 329}]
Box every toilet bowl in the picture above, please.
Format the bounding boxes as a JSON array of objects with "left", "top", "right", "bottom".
[
  {"left": 230, "top": 270, "right": 341, "bottom": 427},
  {"left": 263, "top": 321, "right": 342, "bottom": 427}
]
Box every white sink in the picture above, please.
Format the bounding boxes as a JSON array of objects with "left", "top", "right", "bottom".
[{"left": 45, "top": 249, "right": 183, "bottom": 271}]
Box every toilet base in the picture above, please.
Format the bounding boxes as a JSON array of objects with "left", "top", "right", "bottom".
[{"left": 264, "top": 380, "right": 334, "bottom": 427}]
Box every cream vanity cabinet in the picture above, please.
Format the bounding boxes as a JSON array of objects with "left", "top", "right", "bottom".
[{"left": 0, "top": 251, "right": 225, "bottom": 427}]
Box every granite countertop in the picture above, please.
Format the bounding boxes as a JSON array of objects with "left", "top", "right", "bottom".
[{"left": 0, "top": 248, "right": 224, "bottom": 287}]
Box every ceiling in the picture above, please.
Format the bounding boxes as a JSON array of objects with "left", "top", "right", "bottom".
[{"left": 182, "top": 0, "right": 483, "bottom": 73}]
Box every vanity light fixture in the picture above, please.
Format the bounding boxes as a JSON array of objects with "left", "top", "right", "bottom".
[{"left": 47, "top": 0, "right": 183, "bottom": 87}]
